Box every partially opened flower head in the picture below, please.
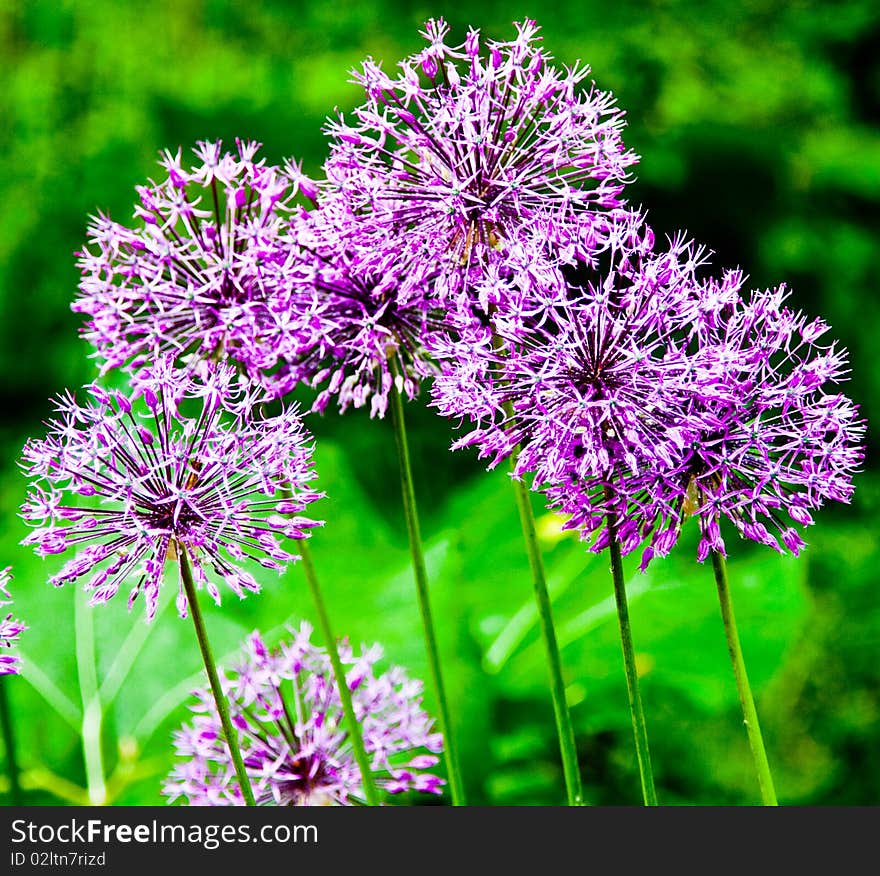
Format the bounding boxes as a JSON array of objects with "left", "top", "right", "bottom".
[
  {"left": 164, "top": 624, "right": 444, "bottom": 805},
  {"left": 324, "top": 18, "right": 638, "bottom": 309},
  {"left": 20, "top": 359, "right": 322, "bottom": 621},
  {"left": 74, "top": 140, "right": 315, "bottom": 382},
  {"left": 0, "top": 568, "right": 25, "bottom": 676}
]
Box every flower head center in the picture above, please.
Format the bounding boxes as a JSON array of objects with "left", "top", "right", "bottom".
[{"left": 276, "top": 751, "right": 338, "bottom": 805}]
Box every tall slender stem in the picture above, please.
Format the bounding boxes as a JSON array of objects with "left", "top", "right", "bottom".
[
  {"left": 298, "top": 538, "right": 381, "bottom": 806},
  {"left": 710, "top": 549, "right": 779, "bottom": 806},
  {"left": 179, "top": 548, "right": 256, "bottom": 806},
  {"left": 0, "top": 680, "right": 22, "bottom": 805},
  {"left": 75, "top": 586, "right": 106, "bottom": 805},
  {"left": 387, "top": 368, "right": 466, "bottom": 805},
  {"left": 604, "top": 500, "right": 658, "bottom": 806},
  {"left": 509, "top": 467, "right": 585, "bottom": 806}
]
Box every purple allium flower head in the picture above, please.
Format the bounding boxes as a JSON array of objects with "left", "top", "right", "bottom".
[
  {"left": 164, "top": 624, "right": 444, "bottom": 805},
  {"left": 548, "top": 278, "right": 865, "bottom": 568},
  {"left": 20, "top": 359, "right": 322, "bottom": 622},
  {"left": 74, "top": 140, "right": 315, "bottom": 382},
  {"left": 323, "top": 18, "right": 638, "bottom": 309},
  {"left": 270, "top": 206, "right": 446, "bottom": 418},
  {"left": 430, "top": 220, "right": 710, "bottom": 491},
  {"left": 0, "top": 568, "right": 25, "bottom": 676}
]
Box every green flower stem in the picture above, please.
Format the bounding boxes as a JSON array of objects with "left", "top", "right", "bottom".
[
  {"left": 710, "top": 549, "right": 779, "bottom": 806},
  {"left": 508, "top": 463, "right": 585, "bottom": 806},
  {"left": 179, "top": 548, "right": 256, "bottom": 807},
  {"left": 74, "top": 585, "right": 106, "bottom": 805},
  {"left": 0, "top": 680, "right": 22, "bottom": 805},
  {"left": 388, "top": 367, "right": 466, "bottom": 806},
  {"left": 604, "top": 499, "right": 658, "bottom": 806},
  {"left": 297, "top": 537, "right": 381, "bottom": 806}
]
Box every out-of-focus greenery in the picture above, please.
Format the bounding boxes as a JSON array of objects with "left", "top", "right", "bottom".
[{"left": 0, "top": 0, "right": 877, "bottom": 805}]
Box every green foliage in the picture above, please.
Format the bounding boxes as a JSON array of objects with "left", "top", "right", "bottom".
[{"left": 0, "top": 0, "right": 877, "bottom": 805}]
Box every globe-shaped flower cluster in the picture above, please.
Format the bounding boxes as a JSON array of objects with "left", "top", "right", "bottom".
[{"left": 164, "top": 624, "right": 444, "bottom": 806}]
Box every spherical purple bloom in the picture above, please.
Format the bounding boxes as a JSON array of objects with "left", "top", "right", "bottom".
[
  {"left": 164, "top": 624, "right": 444, "bottom": 806},
  {"left": 323, "top": 18, "right": 639, "bottom": 309},
  {"left": 20, "top": 359, "right": 322, "bottom": 622},
  {"left": 430, "top": 221, "right": 710, "bottom": 494},
  {"left": 269, "top": 206, "right": 446, "bottom": 418},
  {"left": 0, "top": 568, "right": 25, "bottom": 676},
  {"left": 73, "top": 140, "right": 315, "bottom": 383},
  {"left": 549, "top": 279, "right": 865, "bottom": 568}
]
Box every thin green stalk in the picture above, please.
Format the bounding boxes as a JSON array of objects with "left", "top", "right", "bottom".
[
  {"left": 179, "top": 548, "right": 256, "bottom": 807},
  {"left": 710, "top": 549, "right": 778, "bottom": 806},
  {"left": 75, "top": 586, "right": 106, "bottom": 805},
  {"left": 509, "top": 466, "right": 585, "bottom": 806},
  {"left": 605, "top": 501, "right": 658, "bottom": 806},
  {"left": 0, "top": 680, "right": 22, "bottom": 805},
  {"left": 298, "top": 538, "right": 381, "bottom": 806},
  {"left": 388, "top": 368, "right": 466, "bottom": 806}
]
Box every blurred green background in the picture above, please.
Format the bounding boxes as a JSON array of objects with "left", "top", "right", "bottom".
[{"left": 0, "top": 0, "right": 878, "bottom": 806}]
